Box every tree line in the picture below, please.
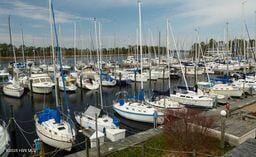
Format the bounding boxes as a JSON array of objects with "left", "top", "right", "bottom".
[{"left": 0, "top": 43, "right": 168, "bottom": 58}]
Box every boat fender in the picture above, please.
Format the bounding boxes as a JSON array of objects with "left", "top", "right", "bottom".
[
  {"left": 113, "top": 116, "right": 120, "bottom": 127},
  {"left": 119, "top": 99, "right": 125, "bottom": 106}
]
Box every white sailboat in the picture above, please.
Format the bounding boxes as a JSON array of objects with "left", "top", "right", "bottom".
[
  {"left": 168, "top": 22, "right": 214, "bottom": 108},
  {"left": 35, "top": 0, "right": 75, "bottom": 151},
  {"left": 113, "top": 1, "right": 164, "bottom": 124},
  {"left": 145, "top": 19, "right": 180, "bottom": 109},
  {"left": 3, "top": 16, "right": 24, "bottom": 98},
  {"left": 76, "top": 19, "right": 125, "bottom": 142}
]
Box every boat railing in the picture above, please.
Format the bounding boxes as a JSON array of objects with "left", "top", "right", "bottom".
[{"left": 0, "top": 119, "right": 7, "bottom": 128}]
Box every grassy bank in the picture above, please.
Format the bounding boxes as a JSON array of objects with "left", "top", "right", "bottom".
[{"left": 106, "top": 133, "right": 233, "bottom": 157}]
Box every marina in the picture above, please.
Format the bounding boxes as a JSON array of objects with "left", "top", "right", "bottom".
[{"left": 1, "top": 0, "right": 256, "bottom": 157}]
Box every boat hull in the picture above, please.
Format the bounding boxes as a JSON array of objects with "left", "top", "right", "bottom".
[
  {"left": 3, "top": 86, "right": 24, "bottom": 98},
  {"left": 30, "top": 86, "right": 53, "bottom": 94},
  {"left": 170, "top": 95, "right": 213, "bottom": 108},
  {"left": 113, "top": 104, "right": 164, "bottom": 124}
]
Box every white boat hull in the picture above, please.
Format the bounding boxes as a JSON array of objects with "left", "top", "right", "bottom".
[
  {"left": 102, "top": 80, "right": 117, "bottom": 87},
  {"left": 170, "top": 94, "right": 213, "bottom": 108},
  {"left": 113, "top": 104, "right": 164, "bottom": 124},
  {"left": 29, "top": 86, "right": 53, "bottom": 94},
  {"left": 210, "top": 89, "right": 243, "bottom": 97},
  {"left": 36, "top": 128, "right": 72, "bottom": 151},
  {"left": 3, "top": 85, "right": 24, "bottom": 98}
]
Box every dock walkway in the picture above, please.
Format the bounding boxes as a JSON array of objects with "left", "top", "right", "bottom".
[{"left": 65, "top": 127, "right": 162, "bottom": 157}]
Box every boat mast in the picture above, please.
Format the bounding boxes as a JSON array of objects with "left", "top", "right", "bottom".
[
  {"left": 74, "top": 22, "right": 77, "bottom": 66},
  {"left": 169, "top": 21, "right": 189, "bottom": 91},
  {"left": 48, "top": 0, "right": 59, "bottom": 108},
  {"left": 166, "top": 20, "right": 171, "bottom": 92},
  {"left": 254, "top": 11, "right": 256, "bottom": 60},
  {"left": 98, "top": 21, "right": 104, "bottom": 109},
  {"left": 138, "top": 0, "right": 143, "bottom": 90},
  {"left": 21, "top": 26, "right": 25, "bottom": 64},
  {"left": 8, "top": 16, "right": 16, "bottom": 63},
  {"left": 50, "top": 0, "right": 74, "bottom": 134}
]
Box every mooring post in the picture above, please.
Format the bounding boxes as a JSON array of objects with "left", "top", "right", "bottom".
[
  {"left": 80, "top": 75, "right": 83, "bottom": 88},
  {"left": 86, "top": 136, "right": 90, "bottom": 157},
  {"left": 119, "top": 72, "right": 121, "bottom": 87},
  {"left": 162, "top": 68, "right": 165, "bottom": 91},
  {"left": 95, "top": 113, "right": 100, "bottom": 157},
  {"left": 30, "top": 79, "right": 33, "bottom": 98}
]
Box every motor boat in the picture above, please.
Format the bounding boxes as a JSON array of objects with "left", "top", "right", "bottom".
[
  {"left": 29, "top": 74, "right": 54, "bottom": 94},
  {"left": 170, "top": 90, "right": 214, "bottom": 108},
  {"left": 210, "top": 83, "right": 243, "bottom": 97},
  {"left": 3, "top": 80, "right": 24, "bottom": 98}
]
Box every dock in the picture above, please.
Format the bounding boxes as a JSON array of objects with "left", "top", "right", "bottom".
[
  {"left": 65, "top": 127, "right": 162, "bottom": 157},
  {"left": 65, "top": 95, "right": 256, "bottom": 157},
  {"left": 205, "top": 95, "right": 256, "bottom": 146}
]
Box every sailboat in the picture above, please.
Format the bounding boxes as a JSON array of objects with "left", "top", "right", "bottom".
[
  {"left": 113, "top": 1, "right": 164, "bottom": 124},
  {"left": 34, "top": 0, "right": 75, "bottom": 151},
  {"left": 145, "top": 19, "right": 180, "bottom": 109},
  {"left": 168, "top": 22, "right": 214, "bottom": 108},
  {"left": 3, "top": 16, "right": 24, "bottom": 98},
  {"left": 76, "top": 19, "right": 125, "bottom": 142},
  {"left": 0, "top": 119, "right": 10, "bottom": 157}
]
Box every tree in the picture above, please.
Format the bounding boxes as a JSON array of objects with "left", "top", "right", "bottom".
[{"left": 164, "top": 108, "right": 216, "bottom": 152}]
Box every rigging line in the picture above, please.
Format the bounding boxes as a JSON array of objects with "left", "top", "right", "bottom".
[
  {"left": 50, "top": 1, "right": 73, "bottom": 134},
  {"left": 13, "top": 118, "right": 35, "bottom": 134},
  {"left": 6, "top": 118, "right": 13, "bottom": 129},
  {"left": 16, "top": 118, "right": 34, "bottom": 123},
  {"left": 13, "top": 119, "right": 33, "bottom": 149}
]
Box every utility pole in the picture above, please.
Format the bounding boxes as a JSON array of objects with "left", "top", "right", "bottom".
[{"left": 220, "top": 110, "right": 227, "bottom": 152}]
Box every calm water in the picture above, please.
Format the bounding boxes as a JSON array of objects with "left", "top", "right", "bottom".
[{"left": 0, "top": 57, "right": 207, "bottom": 157}]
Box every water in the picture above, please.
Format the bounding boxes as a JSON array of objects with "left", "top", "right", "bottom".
[{"left": 0, "top": 57, "right": 208, "bottom": 156}]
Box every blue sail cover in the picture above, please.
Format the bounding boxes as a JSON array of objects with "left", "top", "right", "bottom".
[
  {"left": 100, "top": 72, "right": 114, "bottom": 81},
  {"left": 211, "top": 76, "right": 232, "bottom": 84},
  {"left": 37, "top": 107, "right": 61, "bottom": 124}
]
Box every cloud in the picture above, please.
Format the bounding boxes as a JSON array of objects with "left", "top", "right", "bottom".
[
  {"left": 0, "top": 0, "right": 89, "bottom": 23},
  {"left": 171, "top": 0, "right": 256, "bottom": 28}
]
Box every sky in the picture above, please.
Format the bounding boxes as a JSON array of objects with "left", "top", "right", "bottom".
[{"left": 0, "top": 0, "right": 256, "bottom": 49}]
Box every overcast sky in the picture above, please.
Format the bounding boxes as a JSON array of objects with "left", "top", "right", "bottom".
[{"left": 0, "top": 0, "right": 256, "bottom": 49}]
